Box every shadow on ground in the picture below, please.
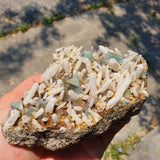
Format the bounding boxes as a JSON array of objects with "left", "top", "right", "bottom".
[
  {"left": 0, "top": 40, "right": 33, "bottom": 78},
  {"left": 0, "top": 0, "right": 112, "bottom": 79},
  {"left": 0, "top": 0, "right": 108, "bottom": 77},
  {"left": 0, "top": 26, "right": 62, "bottom": 80},
  {"left": 0, "top": 0, "right": 107, "bottom": 34}
]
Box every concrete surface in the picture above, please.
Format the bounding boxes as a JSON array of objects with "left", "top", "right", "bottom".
[
  {"left": 0, "top": 0, "right": 103, "bottom": 33},
  {"left": 0, "top": 0, "right": 160, "bottom": 159},
  {"left": 127, "top": 126, "right": 160, "bottom": 160}
]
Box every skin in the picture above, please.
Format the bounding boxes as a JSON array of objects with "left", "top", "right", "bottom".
[{"left": 0, "top": 74, "right": 130, "bottom": 160}]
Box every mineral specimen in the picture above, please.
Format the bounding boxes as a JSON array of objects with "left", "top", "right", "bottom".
[{"left": 1, "top": 45, "right": 148, "bottom": 151}]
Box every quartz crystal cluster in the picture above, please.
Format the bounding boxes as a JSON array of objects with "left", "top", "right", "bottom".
[{"left": 1, "top": 45, "right": 148, "bottom": 151}]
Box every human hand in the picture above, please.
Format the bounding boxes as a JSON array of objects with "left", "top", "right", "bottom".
[{"left": 0, "top": 74, "right": 130, "bottom": 160}]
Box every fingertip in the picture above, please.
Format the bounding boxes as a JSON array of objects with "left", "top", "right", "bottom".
[{"left": 26, "top": 74, "right": 43, "bottom": 82}]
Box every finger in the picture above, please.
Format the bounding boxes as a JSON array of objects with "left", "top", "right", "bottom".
[
  {"left": 41, "top": 143, "right": 91, "bottom": 160},
  {"left": 0, "top": 74, "right": 42, "bottom": 109},
  {"left": 78, "top": 119, "right": 130, "bottom": 159},
  {"left": 9, "top": 74, "right": 42, "bottom": 99},
  {"left": 79, "top": 135, "right": 106, "bottom": 159},
  {"left": 0, "top": 122, "right": 43, "bottom": 160}
]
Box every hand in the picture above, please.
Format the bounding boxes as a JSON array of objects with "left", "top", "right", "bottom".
[{"left": 0, "top": 74, "right": 130, "bottom": 160}]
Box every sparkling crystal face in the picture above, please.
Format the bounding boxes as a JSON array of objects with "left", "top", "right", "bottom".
[{"left": 2, "top": 45, "right": 148, "bottom": 133}]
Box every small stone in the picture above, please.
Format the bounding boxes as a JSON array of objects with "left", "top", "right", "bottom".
[
  {"left": 42, "top": 117, "right": 48, "bottom": 122},
  {"left": 11, "top": 101, "right": 23, "bottom": 111},
  {"left": 123, "top": 89, "right": 131, "bottom": 99},
  {"left": 108, "top": 58, "right": 121, "bottom": 72},
  {"left": 105, "top": 52, "right": 123, "bottom": 64},
  {"left": 82, "top": 51, "right": 94, "bottom": 61},
  {"left": 25, "top": 107, "right": 37, "bottom": 117},
  {"left": 67, "top": 76, "right": 81, "bottom": 94},
  {"left": 34, "top": 108, "right": 44, "bottom": 118},
  {"left": 37, "top": 98, "right": 47, "bottom": 107},
  {"left": 3, "top": 110, "right": 20, "bottom": 130},
  {"left": 22, "top": 115, "right": 31, "bottom": 124}
]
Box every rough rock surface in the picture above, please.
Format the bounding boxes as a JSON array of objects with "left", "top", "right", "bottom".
[{"left": 2, "top": 97, "right": 147, "bottom": 151}]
